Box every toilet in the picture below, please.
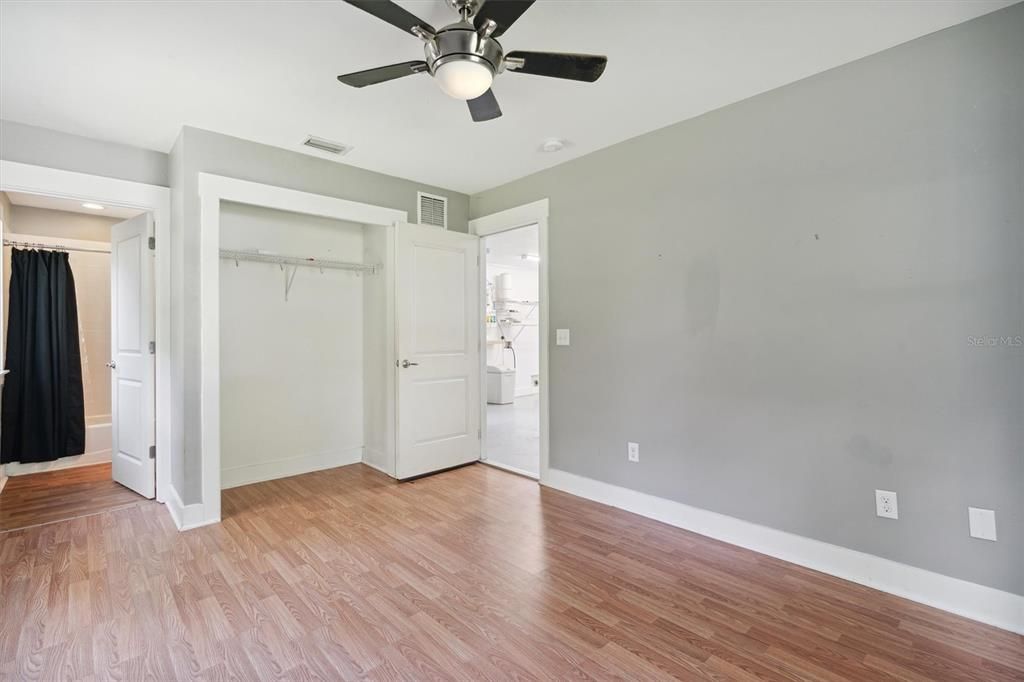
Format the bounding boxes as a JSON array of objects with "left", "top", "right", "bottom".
[{"left": 487, "top": 365, "right": 516, "bottom": 404}]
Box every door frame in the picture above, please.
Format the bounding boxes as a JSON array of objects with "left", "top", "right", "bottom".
[
  {"left": 197, "top": 173, "right": 406, "bottom": 526},
  {"left": 0, "top": 160, "right": 171, "bottom": 506},
  {"left": 469, "top": 199, "right": 550, "bottom": 483}
]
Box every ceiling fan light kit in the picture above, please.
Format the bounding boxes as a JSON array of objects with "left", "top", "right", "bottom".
[{"left": 338, "top": 0, "right": 608, "bottom": 122}]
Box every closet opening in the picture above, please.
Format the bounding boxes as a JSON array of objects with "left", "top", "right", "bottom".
[
  {"left": 200, "top": 174, "right": 481, "bottom": 525},
  {"left": 480, "top": 223, "right": 541, "bottom": 478},
  {"left": 218, "top": 202, "right": 383, "bottom": 500},
  {"left": 0, "top": 190, "right": 158, "bottom": 531}
]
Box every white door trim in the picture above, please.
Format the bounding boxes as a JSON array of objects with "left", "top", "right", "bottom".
[
  {"left": 197, "top": 173, "right": 407, "bottom": 526},
  {"left": 469, "top": 199, "right": 550, "bottom": 483},
  {"left": 0, "top": 160, "right": 171, "bottom": 509}
]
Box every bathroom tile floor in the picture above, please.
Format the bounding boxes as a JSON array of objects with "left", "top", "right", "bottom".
[{"left": 485, "top": 393, "right": 540, "bottom": 477}]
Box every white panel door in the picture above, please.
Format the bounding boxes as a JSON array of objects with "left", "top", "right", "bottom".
[
  {"left": 396, "top": 223, "right": 480, "bottom": 479},
  {"left": 110, "top": 213, "right": 155, "bottom": 498}
]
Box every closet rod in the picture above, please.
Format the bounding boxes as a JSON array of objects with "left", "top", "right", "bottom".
[
  {"left": 219, "top": 249, "right": 378, "bottom": 274},
  {"left": 3, "top": 239, "right": 110, "bottom": 254}
]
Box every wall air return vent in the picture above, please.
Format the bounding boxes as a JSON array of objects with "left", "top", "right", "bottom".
[
  {"left": 418, "top": 192, "right": 448, "bottom": 229},
  {"left": 302, "top": 135, "right": 352, "bottom": 156}
]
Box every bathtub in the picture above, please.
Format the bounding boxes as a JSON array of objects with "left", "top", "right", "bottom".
[{"left": 4, "top": 415, "right": 112, "bottom": 476}]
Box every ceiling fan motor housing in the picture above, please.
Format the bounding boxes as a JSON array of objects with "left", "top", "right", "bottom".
[{"left": 424, "top": 21, "right": 505, "bottom": 76}]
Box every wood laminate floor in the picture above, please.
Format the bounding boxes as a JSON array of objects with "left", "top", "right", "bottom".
[
  {"left": 0, "top": 463, "right": 148, "bottom": 532},
  {"left": 0, "top": 463, "right": 1020, "bottom": 681}
]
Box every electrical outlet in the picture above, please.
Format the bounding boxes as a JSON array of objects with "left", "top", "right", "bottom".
[
  {"left": 627, "top": 442, "right": 639, "bottom": 462},
  {"left": 556, "top": 328, "right": 571, "bottom": 346},
  {"left": 875, "top": 490, "right": 898, "bottom": 519}
]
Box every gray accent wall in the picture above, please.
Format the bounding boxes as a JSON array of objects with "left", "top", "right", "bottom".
[
  {"left": 172, "top": 126, "right": 470, "bottom": 504},
  {"left": 471, "top": 5, "right": 1023, "bottom": 595},
  {"left": 1, "top": 120, "right": 169, "bottom": 187}
]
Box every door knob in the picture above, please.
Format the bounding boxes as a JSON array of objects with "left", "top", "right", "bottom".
[
  {"left": 401, "top": 359, "right": 419, "bottom": 368},
  {"left": 106, "top": 361, "right": 117, "bottom": 369}
]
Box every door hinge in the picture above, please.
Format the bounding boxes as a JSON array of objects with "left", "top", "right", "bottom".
[
  {"left": 148, "top": 236, "right": 156, "bottom": 250},
  {"left": 478, "top": 428, "right": 482, "bottom": 440},
  {"left": 149, "top": 341, "right": 155, "bottom": 354},
  {"left": 149, "top": 445, "right": 156, "bottom": 459}
]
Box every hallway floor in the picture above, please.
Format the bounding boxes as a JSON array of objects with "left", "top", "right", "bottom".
[
  {"left": 485, "top": 393, "right": 540, "bottom": 477},
  {"left": 0, "top": 463, "right": 148, "bottom": 531}
]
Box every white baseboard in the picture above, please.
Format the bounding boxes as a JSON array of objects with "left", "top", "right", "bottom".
[
  {"left": 165, "top": 484, "right": 214, "bottom": 531},
  {"left": 543, "top": 468, "right": 1024, "bottom": 635},
  {"left": 4, "top": 450, "right": 112, "bottom": 476},
  {"left": 361, "top": 448, "right": 395, "bottom": 477},
  {"left": 221, "top": 446, "right": 363, "bottom": 489}
]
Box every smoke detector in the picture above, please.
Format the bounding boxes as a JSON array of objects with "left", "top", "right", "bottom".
[{"left": 540, "top": 138, "right": 566, "bottom": 153}]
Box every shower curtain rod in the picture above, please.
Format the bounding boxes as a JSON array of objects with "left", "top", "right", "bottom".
[{"left": 3, "top": 239, "right": 111, "bottom": 254}]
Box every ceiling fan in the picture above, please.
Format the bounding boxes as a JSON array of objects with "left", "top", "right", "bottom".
[{"left": 337, "top": 0, "right": 608, "bottom": 122}]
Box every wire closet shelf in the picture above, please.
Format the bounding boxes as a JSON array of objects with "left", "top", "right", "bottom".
[
  {"left": 219, "top": 249, "right": 380, "bottom": 301},
  {"left": 219, "top": 249, "right": 378, "bottom": 274}
]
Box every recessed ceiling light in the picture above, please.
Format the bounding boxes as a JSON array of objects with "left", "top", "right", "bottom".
[
  {"left": 539, "top": 138, "right": 565, "bottom": 153},
  {"left": 81, "top": 203, "right": 105, "bottom": 210}
]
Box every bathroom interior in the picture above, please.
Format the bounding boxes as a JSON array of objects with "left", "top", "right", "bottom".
[
  {"left": 0, "top": 190, "right": 145, "bottom": 529},
  {"left": 483, "top": 224, "right": 540, "bottom": 477}
]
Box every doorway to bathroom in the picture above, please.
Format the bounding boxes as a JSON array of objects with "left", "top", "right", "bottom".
[
  {"left": 481, "top": 224, "right": 540, "bottom": 478},
  {"left": 0, "top": 189, "right": 158, "bottom": 530}
]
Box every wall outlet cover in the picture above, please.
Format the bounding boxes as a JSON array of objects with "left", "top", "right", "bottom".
[
  {"left": 627, "top": 442, "right": 639, "bottom": 462},
  {"left": 968, "top": 507, "right": 997, "bottom": 541},
  {"left": 556, "top": 329, "right": 570, "bottom": 346},
  {"left": 875, "top": 489, "right": 898, "bottom": 519}
]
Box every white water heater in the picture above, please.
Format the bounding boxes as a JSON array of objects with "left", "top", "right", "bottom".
[{"left": 495, "top": 272, "right": 514, "bottom": 302}]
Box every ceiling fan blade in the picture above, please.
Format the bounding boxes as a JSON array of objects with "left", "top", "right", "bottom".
[
  {"left": 337, "top": 60, "right": 428, "bottom": 88},
  {"left": 473, "top": 0, "right": 535, "bottom": 37},
  {"left": 505, "top": 51, "right": 607, "bottom": 82},
  {"left": 342, "top": 0, "right": 435, "bottom": 36},
  {"left": 468, "top": 89, "right": 502, "bottom": 122}
]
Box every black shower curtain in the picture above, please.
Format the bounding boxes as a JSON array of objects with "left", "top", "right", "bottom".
[{"left": 1, "top": 248, "right": 86, "bottom": 464}]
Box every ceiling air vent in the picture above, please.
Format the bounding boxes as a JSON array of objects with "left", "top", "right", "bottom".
[
  {"left": 418, "top": 192, "right": 448, "bottom": 229},
  {"left": 302, "top": 135, "right": 352, "bottom": 156}
]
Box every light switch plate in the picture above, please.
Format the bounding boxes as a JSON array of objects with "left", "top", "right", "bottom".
[
  {"left": 968, "top": 507, "right": 997, "bottom": 541},
  {"left": 627, "top": 442, "right": 639, "bottom": 462},
  {"left": 556, "top": 329, "right": 570, "bottom": 346}
]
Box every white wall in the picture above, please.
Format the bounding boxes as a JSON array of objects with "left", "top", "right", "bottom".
[
  {"left": 362, "top": 225, "right": 394, "bottom": 475},
  {"left": 486, "top": 263, "right": 539, "bottom": 396},
  {"left": 218, "top": 202, "right": 366, "bottom": 487}
]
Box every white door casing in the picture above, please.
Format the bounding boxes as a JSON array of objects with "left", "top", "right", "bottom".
[
  {"left": 396, "top": 223, "right": 480, "bottom": 479},
  {"left": 110, "top": 213, "right": 155, "bottom": 498}
]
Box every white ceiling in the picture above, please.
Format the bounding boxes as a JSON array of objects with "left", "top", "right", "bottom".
[
  {"left": 4, "top": 191, "right": 143, "bottom": 219},
  {"left": 0, "top": 1, "right": 1013, "bottom": 194},
  {"left": 485, "top": 223, "right": 539, "bottom": 269}
]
